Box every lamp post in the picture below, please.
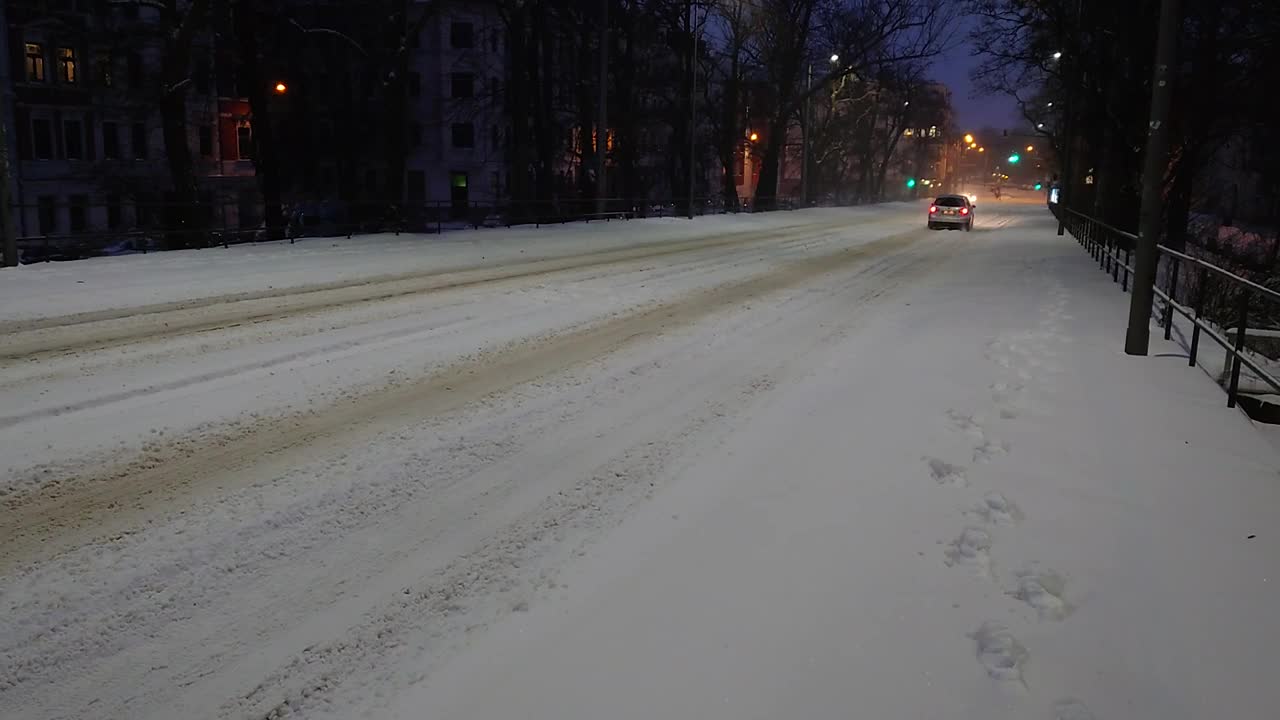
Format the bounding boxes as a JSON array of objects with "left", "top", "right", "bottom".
[{"left": 802, "top": 53, "right": 840, "bottom": 206}]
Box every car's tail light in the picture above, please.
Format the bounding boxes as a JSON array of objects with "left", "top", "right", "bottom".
[
  {"left": 929, "top": 205, "right": 938, "bottom": 214},
  {"left": 960, "top": 207, "right": 970, "bottom": 216}
]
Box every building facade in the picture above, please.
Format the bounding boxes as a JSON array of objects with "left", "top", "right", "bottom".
[{"left": 5, "top": 0, "right": 255, "bottom": 245}]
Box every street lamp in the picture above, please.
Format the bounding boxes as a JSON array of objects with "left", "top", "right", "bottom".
[
  {"left": 1047, "top": 102, "right": 1054, "bottom": 108},
  {"left": 1037, "top": 122, "right": 1046, "bottom": 129},
  {"left": 830, "top": 53, "right": 840, "bottom": 64},
  {"left": 273, "top": 82, "right": 288, "bottom": 94},
  {"left": 978, "top": 147, "right": 985, "bottom": 153},
  {"left": 963, "top": 133, "right": 974, "bottom": 145},
  {"left": 1026, "top": 145, "right": 1034, "bottom": 152},
  {"left": 1052, "top": 51, "right": 1062, "bottom": 60},
  {"left": 749, "top": 132, "right": 758, "bottom": 142}
]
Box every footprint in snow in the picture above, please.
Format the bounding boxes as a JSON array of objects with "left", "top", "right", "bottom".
[
  {"left": 946, "top": 409, "right": 987, "bottom": 441},
  {"left": 925, "top": 457, "right": 968, "bottom": 487},
  {"left": 1054, "top": 699, "right": 1096, "bottom": 720},
  {"left": 1012, "top": 568, "right": 1072, "bottom": 621},
  {"left": 971, "top": 492, "right": 1022, "bottom": 526},
  {"left": 971, "top": 621, "right": 1028, "bottom": 688},
  {"left": 944, "top": 527, "right": 993, "bottom": 578},
  {"left": 973, "top": 439, "right": 1011, "bottom": 464}
]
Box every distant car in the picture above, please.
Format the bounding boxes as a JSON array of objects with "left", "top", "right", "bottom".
[{"left": 928, "top": 194, "right": 974, "bottom": 231}]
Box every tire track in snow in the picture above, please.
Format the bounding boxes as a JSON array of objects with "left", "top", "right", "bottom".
[
  {"left": 0, "top": 217, "right": 884, "bottom": 362},
  {"left": 0, "top": 226, "right": 952, "bottom": 720},
  {"left": 0, "top": 227, "right": 927, "bottom": 574}
]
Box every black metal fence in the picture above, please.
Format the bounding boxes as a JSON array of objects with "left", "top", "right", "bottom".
[
  {"left": 1053, "top": 205, "right": 1280, "bottom": 411},
  {"left": 6, "top": 195, "right": 801, "bottom": 264}
]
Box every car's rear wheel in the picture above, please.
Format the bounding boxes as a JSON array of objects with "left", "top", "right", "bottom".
[{"left": 965, "top": 220, "right": 972, "bottom": 232}]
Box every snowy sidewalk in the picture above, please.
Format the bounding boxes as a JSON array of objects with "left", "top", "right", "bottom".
[{"left": 382, "top": 208, "right": 1280, "bottom": 720}]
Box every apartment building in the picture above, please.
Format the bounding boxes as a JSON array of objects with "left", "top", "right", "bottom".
[
  {"left": 5, "top": 0, "right": 255, "bottom": 242},
  {"left": 405, "top": 0, "right": 507, "bottom": 215}
]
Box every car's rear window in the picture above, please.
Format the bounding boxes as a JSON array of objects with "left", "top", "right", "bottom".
[{"left": 934, "top": 197, "right": 966, "bottom": 207}]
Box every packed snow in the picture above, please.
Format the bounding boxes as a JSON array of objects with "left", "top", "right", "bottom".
[{"left": 1, "top": 197, "right": 1276, "bottom": 720}]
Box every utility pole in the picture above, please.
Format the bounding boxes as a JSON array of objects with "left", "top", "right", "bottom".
[
  {"left": 687, "top": 0, "right": 696, "bottom": 220},
  {"left": 801, "top": 64, "right": 811, "bottom": 206},
  {"left": 1125, "top": 0, "right": 1180, "bottom": 356},
  {"left": 596, "top": 0, "right": 608, "bottom": 215},
  {"left": 0, "top": 0, "right": 17, "bottom": 268}
]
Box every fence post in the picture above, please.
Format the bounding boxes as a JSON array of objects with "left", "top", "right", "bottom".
[
  {"left": 1189, "top": 266, "right": 1208, "bottom": 367},
  {"left": 1227, "top": 292, "right": 1249, "bottom": 408},
  {"left": 1122, "top": 248, "right": 1130, "bottom": 291},
  {"left": 1164, "top": 257, "right": 1179, "bottom": 339}
]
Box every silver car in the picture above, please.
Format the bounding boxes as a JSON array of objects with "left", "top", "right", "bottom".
[{"left": 927, "top": 194, "right": 974, "bottom": 231}]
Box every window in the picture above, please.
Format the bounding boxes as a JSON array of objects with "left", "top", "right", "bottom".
[
  {"left": 131, "top": 122, "right": 148, "bottom": 158},
  {"left": 38, "top": 196, "right": 57, "bottom": 235},
  {"left": 32, "top": 119, "right": 53, "bottom": 159},
  {"left": 198, "top": 125, "right": 213, "bottom": 157},
  {"left": 194, "top": 58, "right": 210, "bottom": 94},
  {"left": 58, "top": 47, "right": 78, "bottom": 83},
  {"left": 409, "top": 122, "right": 422, "bottom": 148},
  {"left": 450, "top": 73, "right": 473, "bottom": 98},
  {"left": 127, "top": 52, "right": 143, "bottom": 89},
  {"left": 97, "top": 51, "right": 113, "bottom": 87},
  {"left": 236, "top": 121, "right": 253, "bottom": 160},
  {"left": 64, "top": 120, "right": 84, "bottom": 159},
  {"left": 69, "top": 195, "right": 88, "bottom": 233},
  {"left": 408, "top": 71, "right": 421, "bottom": 97},
  {"left": 102, "top": 121, "right": 119, "bottom": 159},
  {"left": 451, "top": 122, "right": 474, "bottom": 149},
  {"left": 136, "top": 194, "right": 153, "bottom": 227},
  {"left": 450, "top": 22, "right": 474, "bottom": 49},
  {"left": 406, "top": 170, "right": 425, "bottom": 201},
  {"left": 25, "top": 43, "right": 46, "bottom": 82},
  {"left": 107, "top": 195, "right": 123, "bottom": 229}
]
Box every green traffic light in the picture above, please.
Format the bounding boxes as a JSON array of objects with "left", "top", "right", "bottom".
[
  {"left": 1034, "top": 183, "right": 1043, "bottom": 191},
  {"left": 1008, "top": 154, "right": 1021, "bottom": 164},
  {"left": 906, "top": 178, "right": 916, "bottom": 188}
]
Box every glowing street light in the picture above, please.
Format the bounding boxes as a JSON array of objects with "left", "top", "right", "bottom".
[
  {"left": 1026, "top": 145, "right": 1034, "bottom": 152},
  {"left": 978, "top": 147, "right": 985, "bottom": 153},
  {"left": 830, "top": 53, "right": 840, "bottom": 64},
  {"left": 273, "top": 82, "right": 288, "bottom": 94},
  {"left": 1052, "top": 51, "right": 1062, "bottom": 60},
  {"left": 1037, "top": 122, "right": 1046, "bottom": 129},
  {"left": 749, "top": 132, "right": 759, "bottom": 142},
  {"left": 1047, "top": 101, "right": 1054, "bottom": 107},
  {"left": 963, "top": 133, "right": 975, "bottom": 144}
]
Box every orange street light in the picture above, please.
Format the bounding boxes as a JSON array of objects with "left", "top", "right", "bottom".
[
  {"left": 1025, "top": 144, "right": 1034, "bottom": 152},
  {"left": 274, "top": 82, "right": 288, "bottom": 94},
  {"left": 749, "top": 132, "right": 759, "bottom": 142},
  {"left": 963, "top": 133, "right": 974, "bottom": 144},
  {"left": 978, "top": 147, "right": 985, "bottom": 153}
]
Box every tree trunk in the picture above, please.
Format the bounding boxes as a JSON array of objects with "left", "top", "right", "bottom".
[
  {"left": 159, "top": 0, "right": 211, "bottom": 249},
  {"left": 234, "top": 0, "right": 283, "bottom": 239}
]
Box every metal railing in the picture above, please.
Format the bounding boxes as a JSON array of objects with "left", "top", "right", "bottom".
[
  {"left": 6, "top": 195, "right": 802, "bottom": 264},
  {"left": 1054, "top": 205, "right": 1280, "bottom": 409}
]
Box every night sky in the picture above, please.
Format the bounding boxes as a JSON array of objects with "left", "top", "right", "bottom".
[{"left": 930, "top": 17, "right": 1020, "bottom": 132}]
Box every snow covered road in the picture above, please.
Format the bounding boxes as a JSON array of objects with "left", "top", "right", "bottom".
[{"left": 2, "top": 200, "right": 1277, "bottom": 719}]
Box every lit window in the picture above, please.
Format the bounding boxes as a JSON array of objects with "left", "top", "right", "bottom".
[
  {"left": 59, "top": 47, "right": 78, "bottom": 83},
  {"left": 25, "top": 43, "right": 46, "bottom": 82}
]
